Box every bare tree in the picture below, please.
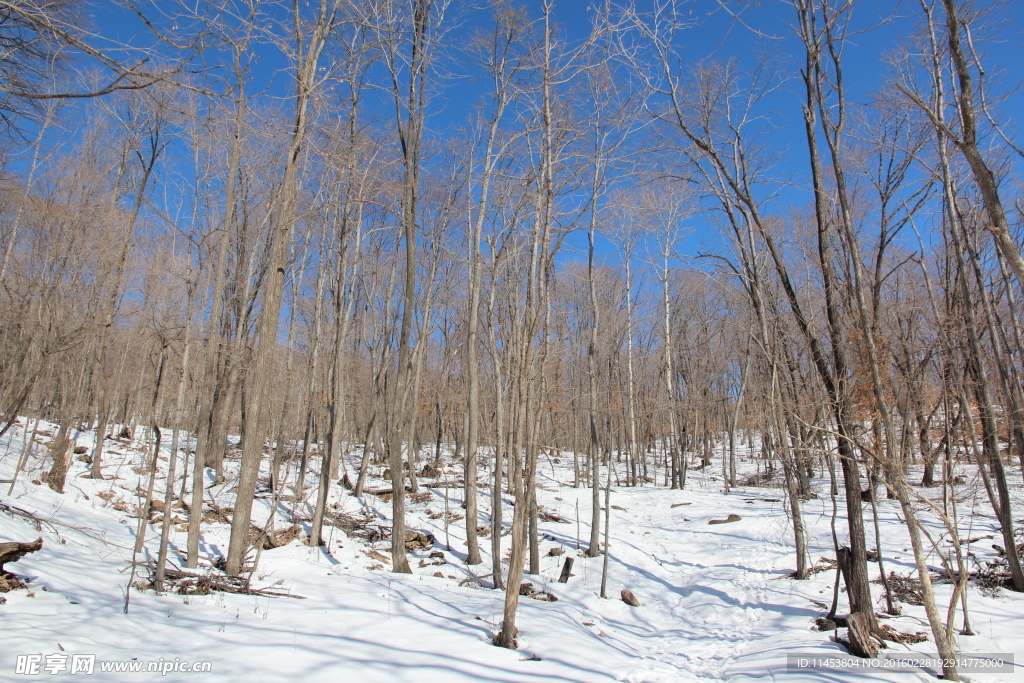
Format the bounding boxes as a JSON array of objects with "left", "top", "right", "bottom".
[{"left": 225, "top": 0, "right": 341, "bottom": 576}]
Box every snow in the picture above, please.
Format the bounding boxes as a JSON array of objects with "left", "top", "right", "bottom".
[{"left": 1, "top": 420, "right": 1022, "bottom": 682}]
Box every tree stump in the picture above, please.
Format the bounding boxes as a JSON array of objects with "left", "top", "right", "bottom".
[
  {"left": 557, "top": 557, "right": 574, "bottom": 583},
  {"left": 846, "top": 612, "right": 879, "bottom": 658}
]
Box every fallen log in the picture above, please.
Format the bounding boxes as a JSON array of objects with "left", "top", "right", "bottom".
[
  {"left": 362, "top": 486, "right": 412, "bottom": 496},
  {"left": 708, "top": 514, "right": 742, "bottom": 525},
  {"left": 0, "top": 537, "right": 42, "bottom": 593},
  {"left": 459, "top": 572, "right": 494, "bottom": 587},
  {"left": 0, "top": 537, "right": 42, "bottom": 574}
]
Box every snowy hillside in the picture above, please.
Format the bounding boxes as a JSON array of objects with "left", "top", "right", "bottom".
[{"left": 1, "top": 419, "right": 1022, "bottom": 682}]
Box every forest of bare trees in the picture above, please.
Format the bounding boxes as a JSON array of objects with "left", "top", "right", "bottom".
[{"left": 1, "top": 0, "right": 1023, "bottom": 677}]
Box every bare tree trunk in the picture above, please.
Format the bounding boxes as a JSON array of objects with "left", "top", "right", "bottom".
[
  {"left": 489, "top": 261, "right": 506, "bottom": 590},
  {"left": 585, "top": 180, "right": 603, "bottom": 558},
  {"left": 919, "top": 0, "right": 1024, "bottom": 286},
  {"left": 728, "top": 341, "right": 750, "bottom": 491},
  {"left": 460, "top": 5, "right": 527, "bottom": 564},
  {"left": 187, "top": 40, "right": 248, "bottom": 568},
  {"left": 156, "top": 305, "right": 192, "bottom": 590},
  {"left": 312, "top": 188, "right": 363, "bottom": 544},
  {"left": 226, "top": 1, "right": 334, "bottom": 576}
]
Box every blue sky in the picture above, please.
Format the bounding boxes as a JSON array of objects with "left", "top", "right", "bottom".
[{"left": 80, "top": 0, "right": 1024, "bottom": 276}]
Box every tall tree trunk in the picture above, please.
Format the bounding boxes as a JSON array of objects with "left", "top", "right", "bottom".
[{"left": 226, "top": 3, "right": 333, "bottom": 576}]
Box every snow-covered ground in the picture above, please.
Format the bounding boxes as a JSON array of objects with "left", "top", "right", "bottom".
[{"left": 1, "top": 420, "right": 1022, "bottom": 682}]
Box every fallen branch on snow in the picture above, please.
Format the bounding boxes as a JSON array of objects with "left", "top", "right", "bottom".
[{"left": 141, "top": 563, "right": 307, "bottom": 599}]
